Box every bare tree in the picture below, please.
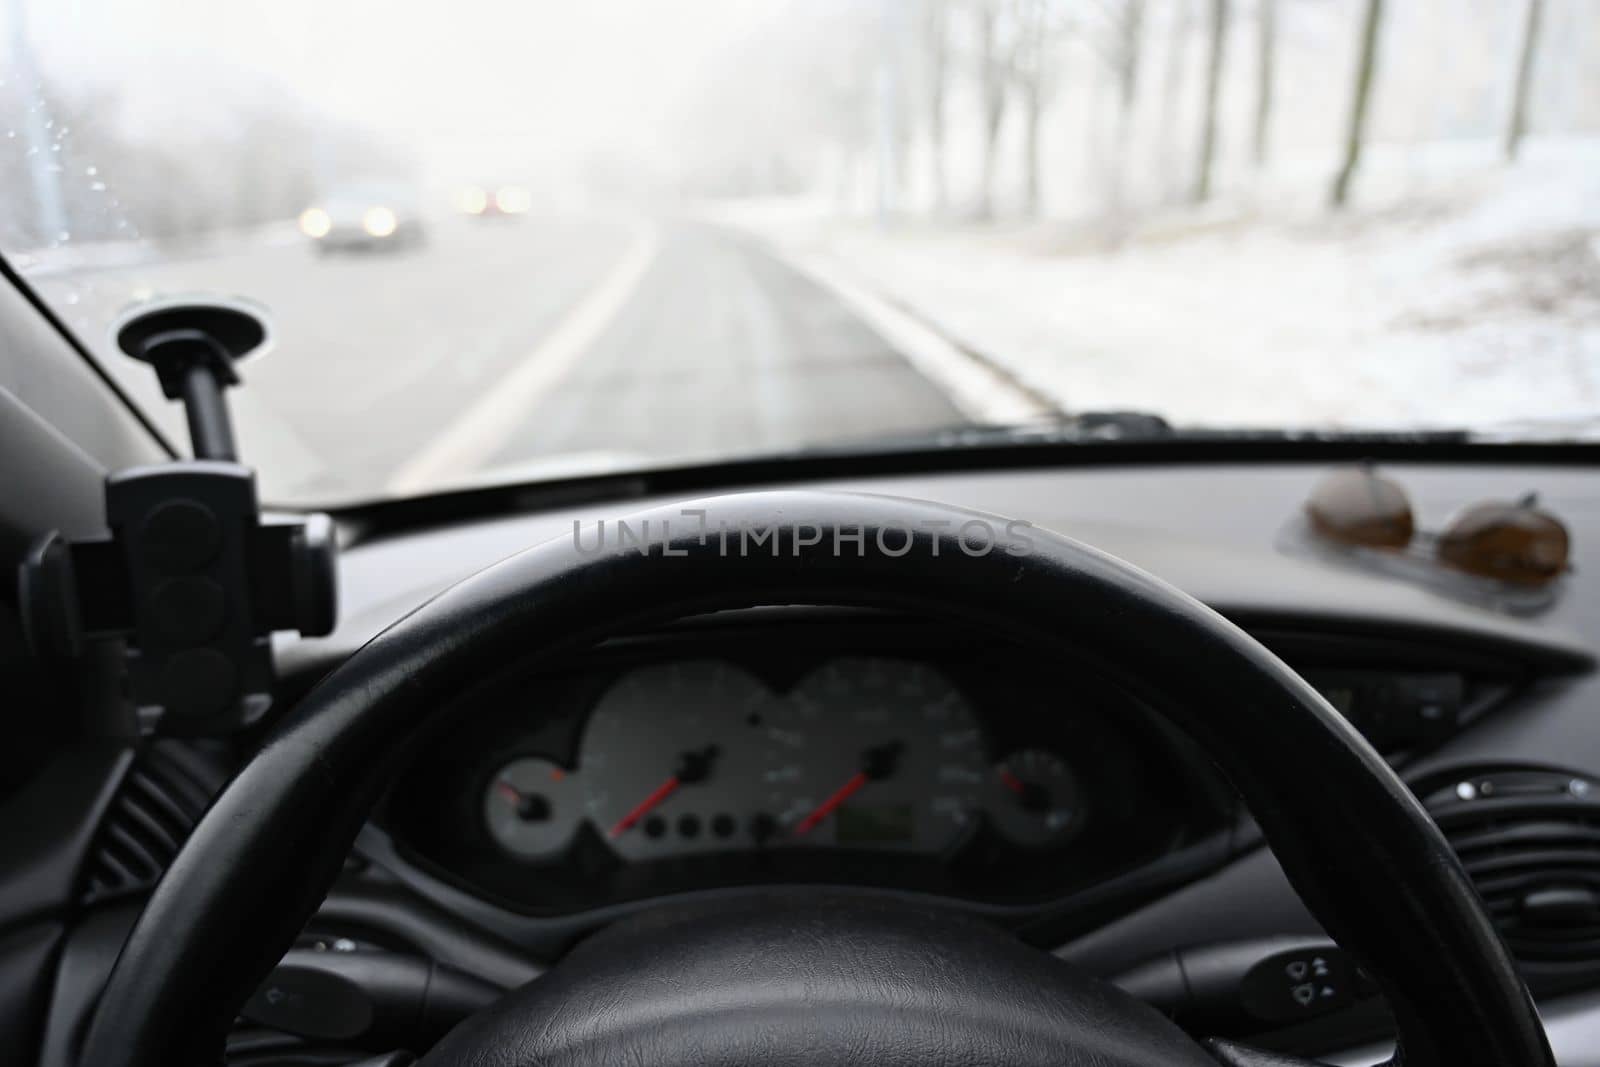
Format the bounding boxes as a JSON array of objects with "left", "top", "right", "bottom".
[
  {"left": 1330, "top": 0, "right": 1384, "bottom": 208},
  {"left": 1011, "top": 0, "right": 1073, "bottom": 217},
  {"left": 1111, "top": 0, "right": 1147, "bottom": 211},
  {"left": 924, "top": 0, "right": 953, "bottom": 211},
  {"left": 1075, "top": 0, "right": 1147, "bottom": 212},
  {"left": 974, "top": 0, "right": 1013, "bottom": 219},
  {"left": 1252, "top": 0, "right": 1276, "bottom": 167},
  {"left": 1113, "top": 0, "right": 1148, "bottom": 146},
  {"left": 1504, "top": 0, "right": 1545, "bottom": 161},
  {"left": 875, "top": 2, "right": 918, "bottom": 220},
  {"left": 1017, "top": 37, "right": 1047, "bottom": 215},
  {"left": 1158, "top": 0, "right": 1195, "bottom": 202},
  {"left": 1191, "top": 0, "right": 1230, "bottom": 204}
]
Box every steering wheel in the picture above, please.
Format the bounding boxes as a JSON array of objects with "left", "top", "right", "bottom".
[{"left": 79, "top": 491, "right": 1551, "bottom": 1067}]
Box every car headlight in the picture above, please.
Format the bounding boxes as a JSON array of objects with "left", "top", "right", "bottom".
[
  {"left": 460, "top": 187, "right": 488, "bottom": 215},
  {"left": 494, "top": 186, "right": 531, "bottom": 214},
  {"left": 362, "top": 206, "right": 398, "bottom": 238},
  {"left": 298, "top": 208, "right": 332, "bottom": 238}
]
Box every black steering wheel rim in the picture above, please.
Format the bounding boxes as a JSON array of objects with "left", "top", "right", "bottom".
[{"left": 80, "top": 490, "right": 1552, "bottom": 1067}]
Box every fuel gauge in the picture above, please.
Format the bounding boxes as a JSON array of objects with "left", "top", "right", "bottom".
[{"left": 988, "top": 748, "right": 1083, "bottom": 849}]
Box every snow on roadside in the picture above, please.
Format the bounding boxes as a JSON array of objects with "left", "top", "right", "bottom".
[{"left": 716, "top": 150, "right": 1600, "bottom": 435}]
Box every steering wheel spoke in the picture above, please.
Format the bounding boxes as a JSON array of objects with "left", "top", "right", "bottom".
[
  {"left": 1205, "top": 1037, "right": 1359, "bottom": 1066},
  {"left": 344, "top": 1054, "right": 415, "bottom": 1067}
]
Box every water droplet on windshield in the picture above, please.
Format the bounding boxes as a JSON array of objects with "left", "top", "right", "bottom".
[
  {"left": 85, "top": 165, "right": 98, "bottom": 176},
  {"left": 57, "top": 230, "right": 70, "bottom": 242},
  {"left": 90, "top": 181, "right": 106, "bottom": 192}
]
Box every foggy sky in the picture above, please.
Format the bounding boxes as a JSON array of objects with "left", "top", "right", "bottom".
[{"left": 16, "top": 0, "right": 803, "bottom": 180}]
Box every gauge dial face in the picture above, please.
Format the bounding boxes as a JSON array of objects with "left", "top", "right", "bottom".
[
  {"left": 580, "top": 660, "right": 773, "bottom": 860},
  {"left": 765, "top": 658, "right": 986, "bottom": 854},
  {"left": 482, "top": 757, "right": 584, "bottom": 861},
  {"left": 987, "top": 748, "right": 1083, "bottom": 849}
]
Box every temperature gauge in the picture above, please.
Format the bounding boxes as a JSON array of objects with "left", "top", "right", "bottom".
[
  {"left": 483, "top": 757, "right": 583, "bottom": 861},
  {"left": 987, "top": 748, "right": 1083, "bottom": 849}
]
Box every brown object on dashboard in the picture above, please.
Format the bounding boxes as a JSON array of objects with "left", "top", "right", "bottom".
[
  {"left": 1305, "top": 465, "right": 1415, "bottom": 548},
  {"left": 1438, "top": 495, "right": 1571, "bottom": 587},
  {"left": 1306, "top": 467, "right": 1571, "bottom": 588}
]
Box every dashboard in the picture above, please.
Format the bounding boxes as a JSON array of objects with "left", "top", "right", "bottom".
[
  {"left": 334, "top": 460, "right": 1599, "bottom": 963},
  {"left": 379, "top": 616, "right": 1234, "bottom": 922},
  {"left": 13, "top": 454, "right": 1600, "bottom": 1067}
]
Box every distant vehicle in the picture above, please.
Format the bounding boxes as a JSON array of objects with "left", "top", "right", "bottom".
[
  {"left": 298, "top": 183, "right": 425, "bottom": 252},
  {"left": 458, "top": 182, "right": 532, "bottom": 218}
]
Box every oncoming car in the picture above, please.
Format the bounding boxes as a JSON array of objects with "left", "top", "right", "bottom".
[
  {"left": 298, "top": 183, "right": 426, "bottom": 252},
  {"left": 457, "top": 182, "right": 532, "bottom": 218}
]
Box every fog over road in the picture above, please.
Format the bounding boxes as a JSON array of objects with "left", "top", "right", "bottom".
[{"left": 32, "top": 217, "right": 965, "bottom": 502}]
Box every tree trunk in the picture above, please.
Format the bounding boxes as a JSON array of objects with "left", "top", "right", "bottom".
[
  {"left": 980, "top": 90, "right": 1006, "bottom": 219},
  {"left": 926, "top": 0, "right": 950, "bottom": 211},
  {"left": 976, "top": 5, "right": 1006, "bottom": 220},
  {"left": 1023, "top": 77, "right": 1042, "bottom": 216},
  {"left": 1106, "top": 0, "right": 1146, "bottom": 215},
  {"left": 1191, "top": 0, "right": 1229, "bottom": 205},
  {"left": 1117, "top": 0, "right": 1146, "bottom": 142},
  {"left": 1159, "top": 0, "right": 1193, "bottom": 202},
  {"left": 1504, "top": 0, "right": 1545, "bottom": 161},
  {"left": 1016, "top": 0, "right": 1052, "bottom": 219},
  {"left": 1330, "top": 0, "right": 1385, "bottom": 209},
  {"left": 1085, "top": 48, "right": 1104, "bottom": 183},
  {"left": 1252, "top": 0, "right": 1276, "bottom": 168}
]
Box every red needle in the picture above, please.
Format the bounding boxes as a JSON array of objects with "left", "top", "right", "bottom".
[
  {"left": 794, "top": 771, "right": 869, "bottom": 836},
  {"left": 999, "top": 769, "right": 1027, "bottom": 796},
  {"left": 608, "top": 776, "right": 681, "bottom": 838},
  {"left": 494, "top": 780, "right": 525, "bottom": 805}
]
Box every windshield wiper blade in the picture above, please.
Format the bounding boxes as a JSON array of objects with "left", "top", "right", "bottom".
[
  {"left": 990, "top": 410, "right": 1175, "bottom": 441},
  {"left": 807, "top": 411, "right": 1178, "bottom": 455},
  {"left": 806, "top": 414, "right": 1491, "bottom": 456}
]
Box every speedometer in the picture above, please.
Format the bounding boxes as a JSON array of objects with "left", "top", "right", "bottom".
[
  {"left": 764, "top": 658, "right": 985, "bottom": 854},
  {"left": 580, "top": 660, "right": 772, "bottom": 860}
]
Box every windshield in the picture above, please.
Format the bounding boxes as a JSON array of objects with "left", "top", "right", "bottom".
[{"left": 1, "top": 1, "right": 1596, "bottom": 504}]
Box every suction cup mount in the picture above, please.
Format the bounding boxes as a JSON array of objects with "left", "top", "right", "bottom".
[{"left": 18, "top": 297, "right": 335, "bottom": 736}]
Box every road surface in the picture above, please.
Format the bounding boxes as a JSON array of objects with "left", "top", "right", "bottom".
[{"left": 28, "top": 216, "right": 967, "bottom": 503}]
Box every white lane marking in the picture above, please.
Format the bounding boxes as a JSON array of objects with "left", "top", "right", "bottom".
[
  {"left": 385, "top": 224, "right": 660, "bottom": 496},
  {"left": 759, "top": 242, "right": 1057, "bottom": 424}
]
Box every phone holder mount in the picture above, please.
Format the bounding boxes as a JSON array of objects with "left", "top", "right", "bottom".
[{"left": 17, "top": 299, "right": 337, "bottom": 736}]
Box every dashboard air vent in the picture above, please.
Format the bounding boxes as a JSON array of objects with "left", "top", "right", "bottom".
[
  {"left": 1426, "top": 767, "right": 1600, "bottom": 992},
  {"left": 82, "top": 745, "right": 223, "bottom": 904}
]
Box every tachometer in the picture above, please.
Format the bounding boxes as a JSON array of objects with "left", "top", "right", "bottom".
[
  {"left": 482, "top": 757, "right": 584, "bottom": 861},
  {"left": 765, "top": 658, "right": 986, "bottom": 853},
  {"left": 580, "top": 660, "right": 773, "bottom": 860}
]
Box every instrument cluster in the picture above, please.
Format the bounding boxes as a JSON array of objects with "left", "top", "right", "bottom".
[
  {"left": 383, "top": 628, "right": 1229, "bottom": 916},
  {"left": 484, "top": 657, "right": 1080, "bottom": 864}
]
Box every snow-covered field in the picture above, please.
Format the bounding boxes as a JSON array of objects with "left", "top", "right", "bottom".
[{"left": 717, "top": 142, "right": 1600, "bottom": 437}]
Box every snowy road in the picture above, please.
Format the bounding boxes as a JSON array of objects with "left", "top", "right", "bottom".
[{"left": 27, "top": 217, "right": 967, "bottom": 501}]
